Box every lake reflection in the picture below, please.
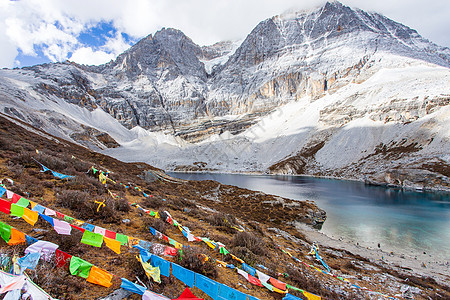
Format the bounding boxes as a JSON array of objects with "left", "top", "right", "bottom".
[{"left": 169, "top": 172, "right": 450, "bottom": 261}]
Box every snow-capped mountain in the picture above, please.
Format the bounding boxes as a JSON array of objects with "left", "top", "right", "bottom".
[{"left": 0, "top": 1, "right": 449, "bottom": 190}]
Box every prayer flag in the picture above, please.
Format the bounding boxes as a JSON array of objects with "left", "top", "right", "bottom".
[
  {"left": 10, "top": 204, "right": 24, "bottom": 217},
  {"left": 22, "top": 208, "right": 38, "bottom": 226},
  {"left": 0, "top": 199, "right": 11, "bottom": 214},
  {"left": 17, "top": 252, "right": 41, "bottom": 270},
  {"left": 138, "top": 255, "right": 161, "bottom": 283},
  {"left": 7, "top": 228, "right": 26, "bottom": 245},
  {"left": 55, "top": 249, "right": 72, "bottom": 268},
  {"left": 171, "top": 263, "right": 194, "bottom": 288},
  {"left": 0, "top": 221, "right": 11, "bottom": 243},
  {"left": 218, "top": 284, "right": 247, "bottom": 300},
  {"left": 194, "top": 274, "right": 219, "bottom": 300},
  {"left": 53, "top": 219, "right": 72, "bottom": 235},
  {"left": 241, "top": 263, "right": 256, "bottom": 277},
  {"left": 86, "top": 266, "right": 113, "bottom": 288},
  {"left": 69, "top": 256, "right": 93, "bottom": 278},
  {"left": 115, "top": 233, "right": 128, "bottom": 245},
  {"left": 104, "top": 237, "right": 121, "bottom": 254},
  {"left": 15, "top": 197, "right": 29, "bottom": 208},
  {"left": 270, "top": 277, "right": 286, "bottom": 291},
  {"left": 150, "top": 255, "right": 170, "bottom": 277},
  {"left": 31, "top": 204, "right": 45, "bottom": 214},
  {"left": 120, "top": 278, "right": 146, "bottom": 295},
  {"left": 81, "top": 230, "right": 103, "bottom": 247},
  {"left": 104, "top": 229, "right": 116, "bottom": 239},
  {"left": 302, "top": 291, "right": 321, "bottom": 300}
]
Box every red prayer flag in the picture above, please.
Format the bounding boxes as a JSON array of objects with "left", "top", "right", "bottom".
[
  {"left": 163, "top": 235, "right": 169, "bottom": 243},
  {"left": 11, "top": 193, "right": 21, "bottom": 203},
  {"left": 173, "top": 288, "right": 203, "bottom": 299},
  {"left": 269, "top": 277, "right": 286, "bottom": 290},
  {"left": 104, "top": 230, "right": 116, "bottom": 239},
  {"left": 56, "top": 211, "right": 65, "bottom": 219},
  {"left": 248, "top": 274, "right": 263, "bottom": 287},
  {"left": 163, "top": 246, "right": 178, "bottom": 256},
  {"left": 70, "top": 224, "right": 85, "bottom": 233},
  {"left": 55, "top": 249, "right": 72, "bottom": 268},
  {"left": 0, "top": 198, "right": 11, "bottom": 214}
]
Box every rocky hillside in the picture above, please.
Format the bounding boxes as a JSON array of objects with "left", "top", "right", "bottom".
[
  {"left": 0, "top": 115, "right": 449, "bottom": 299},
  {"left": 0, "top": 1, "right": 449, "bottom": 189}
]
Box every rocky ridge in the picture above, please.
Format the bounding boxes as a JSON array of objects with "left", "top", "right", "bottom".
[{"left": 0, "top": 1, "right": 449, "bottom": 189}]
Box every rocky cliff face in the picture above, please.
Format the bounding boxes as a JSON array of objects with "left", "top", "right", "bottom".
[{"left": 0, "top": 1, "right": 449, "bottom": 189}]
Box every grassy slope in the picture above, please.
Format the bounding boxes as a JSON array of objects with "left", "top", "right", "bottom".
[{"left": 0, "top": 114, "right": 448, "bottom": 300}]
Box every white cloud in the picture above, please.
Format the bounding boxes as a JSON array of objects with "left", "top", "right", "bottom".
[
  {"left": 0, "top": 0, "right": 448, "bottom": 68},
  {"left": 69, "top": 32, "right": 132, "bottom": 65},
  {"left": 69, "top": 47, "right": 114, "bottom": 65}
]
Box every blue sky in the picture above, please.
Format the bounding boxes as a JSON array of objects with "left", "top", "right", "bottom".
[{"left": 1, "top": 0, "right": 449, "bottom": 68}]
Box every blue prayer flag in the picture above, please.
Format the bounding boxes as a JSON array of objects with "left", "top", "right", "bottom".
[
  {"left": 139, "top": 239, "right": 152, "bottom": 251},
  {"left": 25, "top": 235, "right": 38, "bottom": 245},
  {"left": 218, "top": 284, "right": 247, "bottom": 300},
  {"left": 283, "top": 294, "right": 303, "bottom": 300},
  {"left": 120, "top": 278, "right": 146, "bottom": 295},
  {"left": 171, "top": 263, "right": 194, "bottom": 288},
  {"left": 0, "top": 187, "right": 5, "bottom": 198},
  {"left": 32, "top": 204, "right": 46, "bottom": 214},
  {"left": 194, "top": 274, "right": 219, "bottom": 300},
  {"left": 249, "top": 296, "right": 261, "bottom": 300},
  {"left": 38, "top": 213, "right": 54, "bottom": 226},
  {"left": 133, "top": 245, "right": 152, "bottom": 263},
  {"left": 81, "top": 223, "right": 95, "bottom": 232},
  {"left": 241, "top": 263, "right": 256, "bottom": 277},
  {"left": 149, "top": 226, "right": 156, "bottom": 236},
  {"left": 17, "top": 252, "right": 41, "bottom": 271},
  {"left": 150, "top": 255, "right": 170, "bottom": 277}
]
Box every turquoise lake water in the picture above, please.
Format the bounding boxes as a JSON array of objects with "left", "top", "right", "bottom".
[{"left": 169, "top": 172, "right": 450, "bottom": 261}]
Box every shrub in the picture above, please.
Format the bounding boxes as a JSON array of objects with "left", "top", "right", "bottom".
[
  {"left": 9, "top": 175, "right": 44, "bottom": 198},
  {"left": 56, "top": 190, "right": 89, "bottom": 210},
  {"left": 64, "top": 174, "right": 106, "bottom": 195},
  {"left": 177, "top": 247, "right": 217, "bottom": 278},
  {"left": 231, "top": 231, "right": 267, "bottom": 257},
  {"left": 56, "top": 190, "right": 120, "bottom": 223}
]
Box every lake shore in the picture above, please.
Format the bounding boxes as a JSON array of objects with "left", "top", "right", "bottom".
[{"left": 295, "top": 222, "right": 450, "bottom": 287}]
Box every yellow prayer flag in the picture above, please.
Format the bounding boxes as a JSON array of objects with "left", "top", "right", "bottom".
[
  {"left": 86, "top": 266, "right": 113, "bottom": 288},
  {"left": 22, "top": 208, "right": 39, "bottom": 226},
  {"left": 73, "top": 219, "right": 85, "bottom": 226},
  {"left": 174, "top": 241, "right": 183, "bottom": 249},
  {"left": 216, "top": 260, "right": 227, "bottom": 267},
  {"left": 273, "top": 287, "right": 288, "bottom": 294},
  {"left": 103, "top": 236, "right": 121, "bottom": 254},
  {"left": 137, "top": 255, "right": 161, "bottom": 283},
  {"left": 303, "top": 291, "right": 321, "bottom": 300},
  {"left": 230, "top": 254, "right": 244, "bottom": 264},
  {"left": 29, "top": 201, "right": 37, "bottom": 209},
  {"left": 127, "top": 236, "right": 140, "bottom": 247}
]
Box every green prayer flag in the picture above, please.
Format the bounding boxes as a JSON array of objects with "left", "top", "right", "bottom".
[
  {"left": 219, "top": 247, "right": 230, "bottom": 255},
  {"left": 0, "top": 221, "right": 11, "bottom": 243},
  {"left": 80, "top": 230, "right": 103, "bottom": 247},
  {"left": 262, "top": 281, "right": 274, "bottom": 291},
  {"left": 15, "top": 197, "right": 29, "bottom": 208},
  {"left": 286, "top": 284, "right": 303, "bottom": 292},
  {"left": 168, "top": 238, "right": 176, "bottom": 246},
  {"left": 64, "top": 215, "right": 75, "bottom": 222},
  {"left": 69, "top": 256, "right": 93, "bottom": 278},
  {"left": 10, "top": 204, "right": 24, "bottom": 217},
  {"left": 149, "top": 211, "right": 156, "bottom": 217},
  {"left": 92, "top": 167, "right": 98, "bottom": 174},
  {"left": 173, "top": 220, "right": 179, "bottom": 226},
  {"left": 115, "top": 233, "right": 128, "bottom": 245}
]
